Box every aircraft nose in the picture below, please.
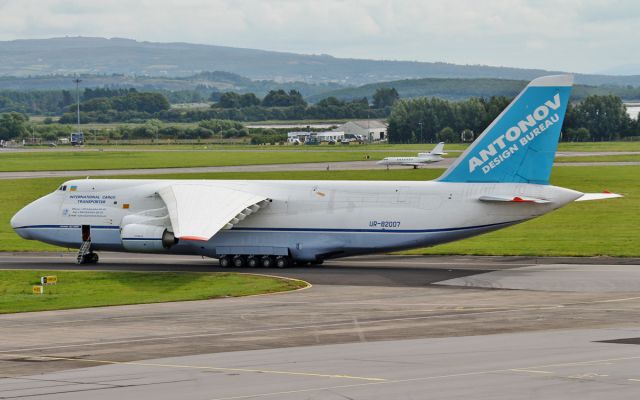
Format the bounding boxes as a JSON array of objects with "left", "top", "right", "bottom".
[
  {"left": 11, "top": 205, "right": 32, "bottom": 239},
  {"left": 11, "top": 192, "right": 62, "bottom": 240}
]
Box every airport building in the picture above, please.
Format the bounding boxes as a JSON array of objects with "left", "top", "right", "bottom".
[
  {"left": 339, "top": 120, "right": 388, "bottom": 142},
  {"left": 287, "top": 131, "right": 311, "bottom": 144},
  {"left": 316, "top": 131, "right": 344, "bottom": 142},
  {"left": 287, "top": 131, "right": 345, "bottom": 144}
]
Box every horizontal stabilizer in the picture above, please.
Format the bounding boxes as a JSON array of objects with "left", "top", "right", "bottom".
[
  {"left": 575, "top": 191, "right": 623, "bottom": 202},
  {"left": 158, "top": 184, "right": 269, "bottom": 241},
  {"left": 479, "top": 195, "right": 550, "bottom": 204}
]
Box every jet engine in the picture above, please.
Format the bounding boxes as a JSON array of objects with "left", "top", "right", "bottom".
[{"left": 120, "top": 224, "right": 178, "bottom": 252}]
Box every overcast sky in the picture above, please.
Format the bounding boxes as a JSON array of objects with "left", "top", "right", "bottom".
[{"left": 0, "top": 0, "right": 638, "bottom": 74}]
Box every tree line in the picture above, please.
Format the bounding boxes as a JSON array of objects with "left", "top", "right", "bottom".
[
  {"left": 388, "top": 94, "right": 640, "bottom": 143},
  {"left": 2, "top": 88, "right": 639, "bottom": 144},
  {"left": 0, "top": 114, "right": 306, "bottom": 145},
  {"left": 56, "top": 88, "right": 396, "bottom": 124}
]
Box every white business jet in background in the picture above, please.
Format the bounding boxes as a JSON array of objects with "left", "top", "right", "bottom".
[
  {"left": 11, "top": 75, "right": 621, "bottom": 268},
  {"left": 377, "top": 142, "right": 447, "bottom": 169}
]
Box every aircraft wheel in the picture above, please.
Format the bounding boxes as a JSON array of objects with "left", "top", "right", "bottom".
[
  {"left": 246, "top": 256, "right": 259, "bottom": 268},
  {"left": 88, "top": 253, "right": 99, "bottom": 264},
  {"left": 219, "top": 255, "right": 231, "bottom": 268},
  {"left": 233, "top": 256, "right": 246, "bottom": 268},
  {"left": 261, "top": 256, "right": 274, "bottom": 268},
  {"left": 275, "top": 256, "right": 290, "bottom": 268}
]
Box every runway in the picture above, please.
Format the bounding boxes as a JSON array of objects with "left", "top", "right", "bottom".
[
  {"left": 3, "top": 328, "right": 640, "bottom": 399},
  {"left": 1, "top": 253, "right": 640, "bottom": 399}
]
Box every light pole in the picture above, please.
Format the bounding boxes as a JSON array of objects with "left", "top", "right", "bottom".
[
  {"left": 73, "top": 77, "right": 82, "bottom": 142},
  {"left": 418, "top": 121, "right": 423, "bottom": 144}
]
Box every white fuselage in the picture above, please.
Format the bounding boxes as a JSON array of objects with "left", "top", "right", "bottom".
[
  {"left": 11, "top": 179, "right": 582, "bottom": 262},
  {"left": 377, "top": 155, "right": 443, "bottom": 167}
]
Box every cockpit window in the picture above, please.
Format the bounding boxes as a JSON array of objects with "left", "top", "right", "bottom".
[{"left": 58, "top": 185, "right": 67, "bottom": 191}]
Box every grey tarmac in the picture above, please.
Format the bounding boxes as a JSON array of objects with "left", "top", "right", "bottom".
[
  {"left": 1, "top": 253, "right": 640, "bottom": 399},
  {"left": 2, "top": 328, "right": 640, "bottom": 400}
]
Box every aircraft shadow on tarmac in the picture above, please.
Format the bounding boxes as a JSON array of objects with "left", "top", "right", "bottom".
[{"left": 1, "top": 256, "right": 495, "bottom": 287}]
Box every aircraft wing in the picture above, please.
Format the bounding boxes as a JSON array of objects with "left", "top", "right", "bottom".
[{"left": 158, "top": 184, "right": 269, "bottom": 241}]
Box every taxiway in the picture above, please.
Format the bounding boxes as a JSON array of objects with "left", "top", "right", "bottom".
[{"left": 1, "top": 254, "right": 640, "bottom": 399}]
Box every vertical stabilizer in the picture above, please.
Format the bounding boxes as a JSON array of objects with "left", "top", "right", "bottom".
[
  {"left": 430, "top": 142, "right": 446, "bottom": 155},
  {"left": 439, "top": 75, "right": 573, "bottom": 185}
]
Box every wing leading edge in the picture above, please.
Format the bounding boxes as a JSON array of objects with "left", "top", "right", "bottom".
[{"left": 158, "top": 184, "right": 269, "bottom": 241}]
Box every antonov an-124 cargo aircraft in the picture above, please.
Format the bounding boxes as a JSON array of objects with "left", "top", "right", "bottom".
[{"left": 11, "top": 75, "right": 621, "bottom": 267}]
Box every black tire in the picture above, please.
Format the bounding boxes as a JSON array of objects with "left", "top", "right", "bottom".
[
  {"left": 219, "top": 256, "right": 231, "bottom": 268},
  {"left": 275, "top": 256, "right": 290, "bottom": 268},
  {"left": 261, "top": 256, "right": 274, "bottom": 268},
  {"left": 247, "top": 256, "right": 259, "bottom": 268},
  {"left": 89, "top": 253, "right": 99, "bottom": 264},
  {"left": 233, "top": 256, "right": 246, "bottom": 268}
]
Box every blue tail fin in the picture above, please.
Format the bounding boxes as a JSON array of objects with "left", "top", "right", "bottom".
[{"left": 439, "top": 75, "right": 573, "bottom": 185}]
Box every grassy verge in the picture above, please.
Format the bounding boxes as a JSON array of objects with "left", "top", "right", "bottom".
[
  {"left": 2, "top": 166, "right": 638, "bottom": 257},
  {"left": 0, "top": 270, "right": 307, "bottom": 313},
  {"left": 556, "top": 142, "right": 640, "bottom": 152},
  {"left": 555, "top": 154, "right": 640, "bottom": 163},
  {"left": 0, "top": 150, "right": 387, "bottom": 172}
]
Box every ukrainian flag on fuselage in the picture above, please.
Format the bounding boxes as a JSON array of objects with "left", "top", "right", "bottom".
[{"left": 439, "top": 75, "right": 573, "bottom": 185}]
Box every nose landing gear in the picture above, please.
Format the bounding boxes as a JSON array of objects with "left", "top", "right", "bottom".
[
  {"left": 76, "top": 238, "right": 99, "bottom": 264},
  {"left": 77, "top": 251, "right": 99, "bottom": 265}
]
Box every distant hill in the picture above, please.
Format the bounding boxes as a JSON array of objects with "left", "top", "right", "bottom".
[
  {"left": 2, "top": 37, "right": 640, "bottom": 87},
  {"left": 308, "top": 77, "right": 640, "bottom": 103}
]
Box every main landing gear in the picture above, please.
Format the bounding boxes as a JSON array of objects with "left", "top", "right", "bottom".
[
  {"left": 76, "top": 239, "right": 99, "bottom": 264},
  {"left": 77, "top": 251, "right": 99, "bottom": 265},
  {"left": 218, "top": 255, "right": 312, "bottom": 268}
]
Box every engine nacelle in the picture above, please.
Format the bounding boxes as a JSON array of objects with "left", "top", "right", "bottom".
[{"left": 120, "top": 224, "right": 177, "bottom": 252}]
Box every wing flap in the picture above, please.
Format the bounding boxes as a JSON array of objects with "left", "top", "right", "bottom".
[
  {"left": 158, "top": 184, "right": 269, "bottom": 241},
  {"left": 479, "top": 195, "right": 550, "bottom": 204}
]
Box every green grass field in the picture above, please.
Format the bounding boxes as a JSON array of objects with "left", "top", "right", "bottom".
[
  {"left": 556, "top": 142, "right": 640, "bottom": 152},
  {"left": 0, "top": 149, "right": 470, "bottom": 172},
  {"left": 6, "top": 145, "right": 639, "bottom": 173},
  {"left": 555, "top": 154, "right": 640, "bottom": 163},
  {"left": 2, "top": 166, "right": 638, "bottom": 256},
  {"left": 0, "top": 151, "right": 374, "bottom": 172},
  {"left": 0, "top": 270, "right": 307, "bottom": 313}
]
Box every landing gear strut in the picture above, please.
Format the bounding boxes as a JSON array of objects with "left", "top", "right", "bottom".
[{"left": 76, "top": 239, "right": 98, "bottom": 264}]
